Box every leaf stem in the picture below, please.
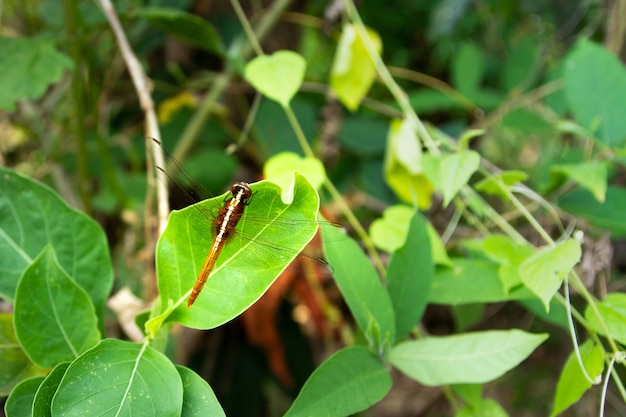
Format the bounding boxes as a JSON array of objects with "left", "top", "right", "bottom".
[
  {"left": 63, "top": 0, "right": 91, "bottom": 214},
  {"left": 342, "top": 0, "right": 440, "bottom": 156},
  {"left": 284, "top": 106, "right": 387, "bottom": 278}
]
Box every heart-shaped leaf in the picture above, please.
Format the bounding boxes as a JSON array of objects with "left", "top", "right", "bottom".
[{"left": 244, "top": 51, "right": 306, "bottom": 107}]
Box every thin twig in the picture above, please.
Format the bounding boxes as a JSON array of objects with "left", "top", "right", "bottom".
[{"left": 97, "top": 0, "right": 169, "bottom": 234}]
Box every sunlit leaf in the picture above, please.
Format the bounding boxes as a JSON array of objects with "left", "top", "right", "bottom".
[
  {"left": 438, "top": 150, "right": 481, "bottom": 206},
  {"left": 284, "top": 346, "right": 391, "bottom": 417},
  {"left": 369, "top": 205, "right": 451, "bottom": 266},
  {"left": 369, "top": 205, "right": 415, "bottom": 253},
  {"left": 551, "top": 340, "right": 604, "bottom": 417},
  {"left": 264, "top": 152, "right": 326, "bottom": 197},
  {"left": 475, "top": 170, "right": 528, "bottom": 200},
  {"left": 330, "top": 24, "right": 381, "bottom": 111},
  {"left": 244, "top": 51, "right": 306, "bottom": 107},
  {"left": 384, "top": 119, "right": 434, "bottom": 210},
  {"left": 518, "top": 239, "right": 581, "bottom": 312},
  {"left": 389, "top": 329, "right": 548, "bottom": 386},
  {"left": 14, "top": 248, "right": 101, "bottom": 368},
  {"left": 51, "top": 339, "right": 183, "bottom": 416}
]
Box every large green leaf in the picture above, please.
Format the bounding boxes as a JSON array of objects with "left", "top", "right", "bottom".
[
  {"left": 389, "top": 329, "right": 548, "bottom": 386},
  {"left": 0, "top": 37, "right": 73, "bottom": 111},
  {"left": 0, "top": 167, "right": 113, "bottom": 329},
  {"left": 551, "top": 340, "right": 604, "bottom": 417},
  {"left": 244, "top": 51, "right": 306, "bottom": 108},
  {"left": 323, "top": 225, "right": 396, "bottom": 352},
  {"left": 330, "top": 24, "right": 381, "bottom": 111},
  {"left": 51, "top": 339, "right": 183, "bottom": 416},
  {"left": 4, "top": 376, "right": 45, "bottom": 417},
  {"left": 135, "top": 6, "right": 223, "bottom": 55},
  {"left": 14, "top": 248, "right": 101, "bottom": 368},
  {"left": 387, "top": 211, "right": 434, "bottom": 340},
  {"left": 563, "top": 39, "right": 626, "bottom": 147},
  {"left": 0, "top": 314, "right": 46, "bottom": 396},
  {"left": 149, "top": 174, "right": 319, "bottom": 331},
  {"left": 176, "top": 366, "right": 225, "bottom": 417},
  {"left": 284, "top": 346, "right": 391, "bottom": 417},
  {"left": 32, "top": 362, "right": 71, "bottom": 416}
]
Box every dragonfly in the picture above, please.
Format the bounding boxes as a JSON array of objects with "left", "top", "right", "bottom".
[{"left": 147, "top": 138, "right": 333, "bottom": 309}]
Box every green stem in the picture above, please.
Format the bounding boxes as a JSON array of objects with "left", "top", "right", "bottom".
[
  {"left": 342, "top": 0, "right": 440, "bottom": 156},
  {"left": 284, "top": 106, "right": 387, "bottom": 278},
  {"left": 64, "top": 0, "right": 91, "bottom": 213}
]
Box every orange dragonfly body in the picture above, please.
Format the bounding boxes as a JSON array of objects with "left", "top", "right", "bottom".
[{"left": 185, "top": 182, "right": 252, "bottom": 307}]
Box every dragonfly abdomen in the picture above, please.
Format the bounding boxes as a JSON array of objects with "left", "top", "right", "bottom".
[{"left": 186, "top": 182, "right": 252, "bottom": 308}]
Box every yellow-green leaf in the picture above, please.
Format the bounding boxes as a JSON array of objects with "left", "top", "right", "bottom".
[
  {"left": 551, "top": 340, "right": 604, "bottom": 416},
  {"left": 384, "top": 119, "right": 434, "bottom": 209},
  {"left": 330, "top": 24, "right": 381, "bottom": 111},
  {"left": 518, "top": 239, "right": 581, "bottom": 311},
  {"left": 244, "top": 51, "right": 306, "bottom": 108},
  {"left": 264, "top": 152, "right": 326, "bottom": 200}
]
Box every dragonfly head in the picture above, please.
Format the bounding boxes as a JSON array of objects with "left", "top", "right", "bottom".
[{"left": 231, "top": 182, "right": 253, "bottom": 203}]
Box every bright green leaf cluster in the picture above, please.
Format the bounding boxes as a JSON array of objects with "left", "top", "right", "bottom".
[{"left": 0, "top": 167, "right": 227, "bottom": 415}]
